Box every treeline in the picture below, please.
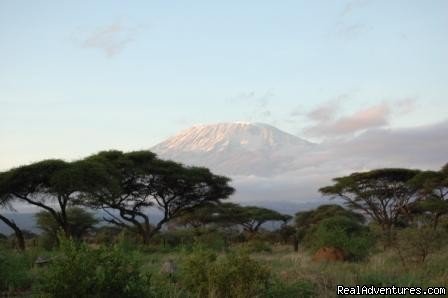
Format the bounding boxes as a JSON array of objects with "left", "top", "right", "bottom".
[
  {"left": 1, "top": 150, "right": 447, "bottom": 263},
  {"left": 0, "top": 150, "right": 291, "bottom": 250}
]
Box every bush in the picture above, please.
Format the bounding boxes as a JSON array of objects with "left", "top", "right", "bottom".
[
  {"left": 308, "top": 216, "right": 375, "bottom": 261},
  {"left": 208, "top": 253, "right": 270, "bottom": 298},
  {"left": 394, "top": 227, "right": 447, "bottom": 265},
  {"left": 181, "top": 249, "right": 270, "bottom": 298},
  {"left": 181, "top": 249, "right": 217, "bottom": 297},
  {"left": 241, "top": 240, "right": 273, "bottom": 253},
  {"left": 0, "top": 249, "right": 32, "bottom": 294},
  {"left": 37, "top": 237, "right": 152, "bottom": 297}
]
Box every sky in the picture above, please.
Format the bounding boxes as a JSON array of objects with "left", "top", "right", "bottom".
[{"left": 1, "top": 0, "right": 448, "bottom": 171}]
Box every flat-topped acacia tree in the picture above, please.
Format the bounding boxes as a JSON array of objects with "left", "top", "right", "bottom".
[
  {"left": 234, "top": 205, "right": 292, "bottom": 233},
  {"left": 0, "top": 172, "right": 26, "bottom": 250},
  {"left": 175, "top": 202, "right": 292, "bottom": 233},
  {"left": 319, "top": 168, "right": 420, "bottom": 243},
  {"left": 83, "top": 150, "right": 235, "bottom": 243},
  {"left": 0, "top": 159, "right": 110, "bottom": 239}
]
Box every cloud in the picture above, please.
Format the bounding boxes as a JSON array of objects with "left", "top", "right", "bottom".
[
  {"left": 333, "top": 1, "right": 372, "bottom": 40},
  {"left": 304, "top": 99, "right": 417, "bottom": 137},
  {"left": 307, "top": 100, "right": 341, "bottom": 122},
  {"left": 395, "top": 98, "right": 417, "bottom": 114},
  {"left": 80, "top": 21, "right": 135, "bottom": 57},
  {"left": 341, "top": 0, "right": 371, "bottom": 16},
  {"left": 226, "top": 91, "right": 274, "bottom": 122},
  {"left": 305, "top": 103, "right": 390, "bottom": 136},
  {"left": 290, "top": 94, "right": 350, "bottom": 120},
  {"left": 289, "top": 106, "right": 304, "bottom": 117},
  {"left": 335, "top": 23, "right": 371, "bottom": 40},
  {"left": 230, "top": 119, "right": 448, "bottom": 213}
]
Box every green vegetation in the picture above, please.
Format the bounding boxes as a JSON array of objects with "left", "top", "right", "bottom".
[
  {"left": 37, "top": 236, "right": 152, "bottom": 298},
  {"left": 1, "top": 152, "right": 447, "bottom": 297}
]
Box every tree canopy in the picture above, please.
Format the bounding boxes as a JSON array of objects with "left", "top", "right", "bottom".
[
  {"left": 319, "top": 168, "right": 420, "bottom": 241},
  {"left": 0, "top": 159, "right": 109, "bottom": 239},
  {"left": 81, "top": 150, "right": 235, "bottom": 243}
]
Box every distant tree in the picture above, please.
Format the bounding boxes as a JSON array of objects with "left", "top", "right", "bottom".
[
  {"left": 36, "top": 207, "right": 98, "bottom": 243},
  {"left": 0, "top": 172, "right": 26, "bottom": 250},
  {"left": 83, "top": 151, "right": 235, "bottom": 244},
  {"left": 320, "top": 168, "right": 420, "bottom": 243},
  {"left": 235, "top": 206, "right": 292, "bottom": 233},
  {"left": 174, "top": 202, "right": 225, "bottom": 228},
  {"left": 275, "top": 224, "right": 298, "bottom": 251},
  {"left": 189, "top": 203, "right": 292, "bottom": 234},
  {"left": 0, "top": 159, "right": 108, "bottom": 238},
  {"left": 295, "top": 204, "right": 365, "bottom": 230}
]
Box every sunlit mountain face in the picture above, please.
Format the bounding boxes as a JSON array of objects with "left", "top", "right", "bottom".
[{"left": 151, "top": 122, "right": 314, "bottom": 176}]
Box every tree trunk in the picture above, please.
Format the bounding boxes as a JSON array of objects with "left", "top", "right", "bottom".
[
  {"left": 382, "top": 223, "right": 393, "bottom": 249},
  {"left": 433, "top": 213, "right": 441, "bottom": 230},
  {"left": 293, "top": 237, "right": 299, "bottom": 252},
  {"left": 0, "top": 214, "right": 25, "bottom": 251}
]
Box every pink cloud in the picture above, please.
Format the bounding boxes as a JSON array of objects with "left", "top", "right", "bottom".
[{"left": 305, "top": 103, "right": 391, "bottom": 137}]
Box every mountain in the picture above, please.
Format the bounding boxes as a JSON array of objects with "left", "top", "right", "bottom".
[{"left": 151, "top": 122, "right": 314, "bottom": 176}]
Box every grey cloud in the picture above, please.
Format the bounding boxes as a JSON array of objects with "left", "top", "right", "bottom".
[
  {"left": 306, "top": 94, "right": 350, "bottom": 122},
  {"left": 304, "top": 99, "right": 417, "bottom": 138},
  {"left": 335, "top": 23, "right": 371, "bottom": 40},
  {"left": 334, "top": 1, "right": 372, "bottom": 41},
  {"left": 307, "top": 102, "right": 340, "bottom": 122},
  {"left": 341, "top": 0, "right": 371, "bottom": 17},
  {"left": 230, "top": 120, "right": 448, "bottom": 213},
  {"left": 305, "top": 103, "right": 390, "bottom": 136},
  {"left": 395, "top": 98, "right": 417, "bottom": 114},
  {"left": 81, "top": 21, "right": 135, "bottom": 57},
  {"left": 226, "top": 91, "right": 274, "bottom": 122},
  {"left": 289, "top": 106, "right": 304, "bottom": 117}
]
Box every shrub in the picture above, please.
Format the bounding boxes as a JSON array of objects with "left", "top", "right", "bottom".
[
  {"left": 181, "top": 249, "right": 217, "bottom": 297},
  {"left": 181, "top": 249, "right": 270, "bottom": 298},
  {"left": 394, "top": 227, "right": 447, "bottom": 265},
  {"left": 241, "top": 239, "right": 273, "bottom": 253},
  {"left": 0, "top": 249, "right": 32, "bottom": 293},
  {"left": 208, "top": 253, "right": 270, "bottom": 298},
  {"left": 308, "top": 216, "right": 375, "bottom": 261},
  {"left": 37, "top": 237, "right": 152, "bottom": 297}
]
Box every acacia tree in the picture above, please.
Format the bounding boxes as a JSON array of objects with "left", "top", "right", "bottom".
[
  {"left": 174, "top": 202, "right": 291, "bottom": 231},
  {"left": 83, "top": 150, "right": 235, "bottom": 243},
  {"left": 292, "top": 204, "right": 365, "bottom": 252},
  {"left": 236, "top": 206, "right": 292, "bottom": 233},
  {"left": 295, "top": 204, "right": 365, "bottom": 239},
  {"left": 0, "top": 159, "right": 108, "bottom": 237},
  {"left": 0, "top": 172, "right": 25, "bottom": 250},
  {"left": 319, "top": 168, "right": 420, "bottom": 243},
  {"left": 36, "top": 207, "right": 99, "bottom": 243},
  {"left": 173, "top": 202, "right": 224, "bottom": 228}
]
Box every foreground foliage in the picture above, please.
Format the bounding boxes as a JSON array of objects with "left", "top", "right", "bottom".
[{"left": 37, "top": 237, "right": 152, "bottom": 298}]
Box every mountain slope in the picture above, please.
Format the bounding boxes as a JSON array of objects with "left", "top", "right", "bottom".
[{"left": 151, "top": 122, "right": 313, "bottom": 176}]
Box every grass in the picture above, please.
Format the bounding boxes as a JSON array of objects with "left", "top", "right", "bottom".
[{"left": 1, "top": 240, "right": 448, "bottom": 297}]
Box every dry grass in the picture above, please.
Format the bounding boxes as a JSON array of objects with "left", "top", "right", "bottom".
[{"left": 250, "top": 244, "right": 448, "bottom": 297}]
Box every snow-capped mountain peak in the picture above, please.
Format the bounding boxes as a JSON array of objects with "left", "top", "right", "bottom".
[{"left": 151, "top": 122, "right": 313, "bottom": 176}]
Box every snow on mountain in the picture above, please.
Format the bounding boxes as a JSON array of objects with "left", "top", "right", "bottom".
[{"left": 151, "top": 122, "right": 314, "bottom": 176}]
